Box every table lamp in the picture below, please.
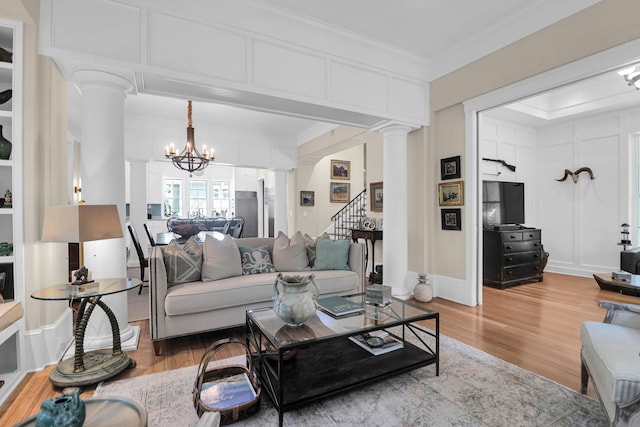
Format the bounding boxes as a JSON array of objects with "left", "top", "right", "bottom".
[{"left": 41, "top": 204, "right": 124, "bottom": 284}]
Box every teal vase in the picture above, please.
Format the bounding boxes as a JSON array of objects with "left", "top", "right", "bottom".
[
  {"left": 0, "top": 125, "right": 11, "bottom": 160},
  {"left": 35, "top": 389, "right": 86, "bottom": 427}
]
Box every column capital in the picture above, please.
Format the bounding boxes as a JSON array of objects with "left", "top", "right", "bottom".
[
  {"left": 371, "top": 121, "right": 418, "bottom": 136},
  {"left": 73, "top": 69, "right": 135, "bottom": 94}
]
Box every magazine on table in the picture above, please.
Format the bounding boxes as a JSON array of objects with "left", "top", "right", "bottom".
[
  {"left": 348, "top": 330, "right": 403, "bottom": 356},
  {"left": 199, "top": 372, "right": 256, "bottom": 410},
  {"left": 317, "top": 295, "right": 364, "bottom": 317}
]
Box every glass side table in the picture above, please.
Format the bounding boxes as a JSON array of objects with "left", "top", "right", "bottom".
[{"left": 31, "top": 278, "right": 142, "bottom": 388}]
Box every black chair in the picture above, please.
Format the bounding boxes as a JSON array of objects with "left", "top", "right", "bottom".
[
  {"left": 231, "top": 222, "right": 244, "bottom": 238},
  {"left": 143, "top": 223, "right": 156, "bottom": 247},
  {"left": 128, "top": 225, "right": 149, "bottom": 295},
  {"left": 222, "top": 222, "right": 231, "bottom": 235}
]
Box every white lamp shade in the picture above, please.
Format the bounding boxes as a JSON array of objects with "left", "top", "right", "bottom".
[{"left": 41, "top": 204, "right": 123, "bottom": 243}]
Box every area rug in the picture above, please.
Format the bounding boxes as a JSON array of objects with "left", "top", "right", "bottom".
[{"left": 94, "top": 334, "right": 607, "bottom": 426}]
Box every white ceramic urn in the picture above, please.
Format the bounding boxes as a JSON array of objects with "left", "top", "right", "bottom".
[{"left": 413, "top": 273, "right": 432, "bottom": 302}]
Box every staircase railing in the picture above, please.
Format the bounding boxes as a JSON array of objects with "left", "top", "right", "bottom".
[{"left": 330, "top": 188, "right": 367, "bottom": 240}]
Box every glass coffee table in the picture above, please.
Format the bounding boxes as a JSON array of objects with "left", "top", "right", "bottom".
[{"left": 246, "top": 294, "right": 439, "bottom": 426}]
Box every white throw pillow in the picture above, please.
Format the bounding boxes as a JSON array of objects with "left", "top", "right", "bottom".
[
  {"left": 273, "top": 231, "right": 310, "bottom": 271},
  {"left": 201, "top": 234, "right": 242, "bottom": 281}
]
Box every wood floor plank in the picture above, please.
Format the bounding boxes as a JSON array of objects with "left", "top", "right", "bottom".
[{"left": 1, "top": 272, "right": 637, "bottom": 424}]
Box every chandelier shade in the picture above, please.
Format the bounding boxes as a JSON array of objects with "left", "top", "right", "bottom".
[{"left": 165, "top": 100, "right": 214, "bottom": 176}]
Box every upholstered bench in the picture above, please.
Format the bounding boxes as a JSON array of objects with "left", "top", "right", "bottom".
[{"left": 581, "top": 301, "right": 640, "bottom": 425}]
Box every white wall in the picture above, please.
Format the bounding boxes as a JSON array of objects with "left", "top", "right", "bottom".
[
  {"left": 481, "top": 107, "right": 640, "bottom": 278},
  {"left": 537, "top": 109, "right": 639, "bottom": 276},
  {"left": 479, "top": 117, "right": 538, "bottom": 227}
]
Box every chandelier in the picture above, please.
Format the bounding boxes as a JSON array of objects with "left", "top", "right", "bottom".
[
  {"left": 164, "top": 100, "right": 214, "bottom": 176},
  {"left": 618, "top": 65, "right": 640, "bottom": 90}
]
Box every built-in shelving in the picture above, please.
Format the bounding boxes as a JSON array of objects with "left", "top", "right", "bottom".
[{"left": 0, "top": 18, "right": 24, "bottom": 407}]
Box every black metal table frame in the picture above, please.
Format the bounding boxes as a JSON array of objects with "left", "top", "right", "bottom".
[{"left": 246, "top": 303, "right": 439, "bottom": 426}]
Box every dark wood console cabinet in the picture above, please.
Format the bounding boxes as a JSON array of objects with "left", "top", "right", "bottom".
[{"left": 483, "top": 228, "right": 543, "bottom": 289}]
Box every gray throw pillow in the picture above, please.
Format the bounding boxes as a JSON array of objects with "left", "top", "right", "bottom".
[
  {"left": 273, "top": 231, "right": 309, "bottom": 271},
  {"left": 239, "top": 245, "right": 276, "bottom": 275},
  {"left": 163, "top": 236, "right": 202, "bottom": 285},
  {"left": 312, "top": 238, "right": 350, "bottom": 271},
  {"left": 201, "top": 234, "right": 242, "bottom": 281}
]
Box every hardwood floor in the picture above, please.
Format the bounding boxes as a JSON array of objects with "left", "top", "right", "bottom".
[{"left": 1, "top": 272, "right": 638, "bottom": 424}]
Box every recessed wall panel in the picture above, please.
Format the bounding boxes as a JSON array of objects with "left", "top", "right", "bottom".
[
  {"left": 52, "top": 0, "right": 141, "bottom": 62},
  {"left": 147, "top": 11, "right": 247, "bottom": 84},
  {"left": 330, "top": 62, "right": 387, "bottom": 112},
  {"left": 539, "top": 143, "right": 575, "bottom": 263},
  {"left": 252, "top": 40, "right": 327, "bottom": 100},
  {"left": 389, "top": 77, "right": 427, "bottom": 124},
  {"left": 580, "top": 136, "right": 620, "bottom": 269}
]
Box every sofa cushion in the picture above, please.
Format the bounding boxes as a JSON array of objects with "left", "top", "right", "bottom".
[
  {"left": 201, "top": 234, "right": 242, "bottom": 281},
  {"left": 273, "top": 231, "right": 309, "bottom": 271},
  {"left": 163, "top": 236, "right": 202, "bottom": 286},
  {"left": 239, "top": 245, "right": 276, "bottom": 275},
  {"left": 304, "top": 233, "right": 330, "bottom": 267},
  {"left": 581, "top": 321, "right": 640, "bottom": 404},
  {"left": 164, "top": 269, "right": 359, "bottom": 316},
  {"left": 312, "top": 238, "right": 350, "bottom": 271}
]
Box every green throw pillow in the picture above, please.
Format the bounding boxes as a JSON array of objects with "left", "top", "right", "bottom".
[
  {"left": 163, "top": 236, "right": 203, "bottom": 285},
  {"left": 239, "top": 245, "right": 276, "bottom": 275},
  {"left": 312, "top": 238, "right": 350, "bottom": 271}
]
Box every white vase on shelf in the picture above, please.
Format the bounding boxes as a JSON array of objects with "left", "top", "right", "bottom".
[{"left": 413, "top": 273, "right": 432, "bottom": 302}]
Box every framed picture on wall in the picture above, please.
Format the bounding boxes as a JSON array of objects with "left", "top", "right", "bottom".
[
  {"left": 441, "top": 208, "right": 462, "bottom": 230},
  {"left": 370, "top": 181, "right": 383, "bottom": 212},
  {"left": 330, "top": 182, "right": 350, "bottom": 203},
  {"left": 300, "top": 191, "right": 314, "bottom": 206},
  {"left": 440, "top": 155, "right": 461, "bottom": 180},
  {"left": 331, "top": 159, "right": 350, "bottom": 180},
  {"left": 438, "top": 181, "right": 464, "bottom": 206}
]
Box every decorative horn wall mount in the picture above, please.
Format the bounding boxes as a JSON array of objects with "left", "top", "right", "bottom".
[{"left": 556, "top": 167, "right": 595, "bottom": 183}]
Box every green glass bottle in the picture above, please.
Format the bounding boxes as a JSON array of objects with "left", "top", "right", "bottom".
[{"left": 0, "top": 125, "right": 12, "bottom": 160}]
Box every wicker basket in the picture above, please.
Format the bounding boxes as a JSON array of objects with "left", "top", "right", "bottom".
[{"left": 193, "top": 338, "right": 261, "bottom": 424}]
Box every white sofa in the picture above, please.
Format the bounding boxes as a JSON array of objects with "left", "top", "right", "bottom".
[
  {"left": 149, "top": 236, "right": 365, "bottom": 354},
  {"left": 581, "top": 301, "right": 640, "bottom": 426}
]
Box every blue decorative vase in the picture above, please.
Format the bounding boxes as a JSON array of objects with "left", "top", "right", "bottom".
[{"left": 35, "top": 389, "right": 86, "bottom": 427}]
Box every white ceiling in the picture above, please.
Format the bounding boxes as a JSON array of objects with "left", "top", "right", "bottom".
[
  {"left": 69, "top": 0, "right": 621, "bottom": 144},
  {"left": 484, "top": 68, "right": 640, "bottom": 128}
]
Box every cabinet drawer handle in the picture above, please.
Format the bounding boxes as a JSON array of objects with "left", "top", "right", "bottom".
[
  {"left": 510, "top": 235, "right": 517, "bottom": 239},
  {"left": 506, "top": 246, "right": 512, "bottom": 250},
  {"left": 533, "top": 254, "right": 539, "bottom": 258},
  {"left": 507, "top": 257, "right": 513, "bottom": 262}
]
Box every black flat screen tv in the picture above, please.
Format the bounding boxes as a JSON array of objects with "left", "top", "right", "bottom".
[{"left": 482, "top": 181, "right": 525, "bottom": 226}]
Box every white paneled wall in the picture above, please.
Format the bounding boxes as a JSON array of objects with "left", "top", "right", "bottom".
[
  {"left": 537, "top": 112, "right": 635, "bottom": 277},
  {"left": 481, "top": 108, "right": 640, "bottom": 277},
  {"left": 479, "top": 118, "right": 538, "bottom": 227}
]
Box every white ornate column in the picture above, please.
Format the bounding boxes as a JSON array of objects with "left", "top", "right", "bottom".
[
  {"left": 377, "top": 124, "right": 413, "bottom": 298},
  {"left": 128, "top": 159, "right": 148, "bottom": 259},
  {"left": 273, "top": 170, "right": 288, "bottom": 235},
  {"left": 74, "top": 70, "right": 138, "bottom": 350}
]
